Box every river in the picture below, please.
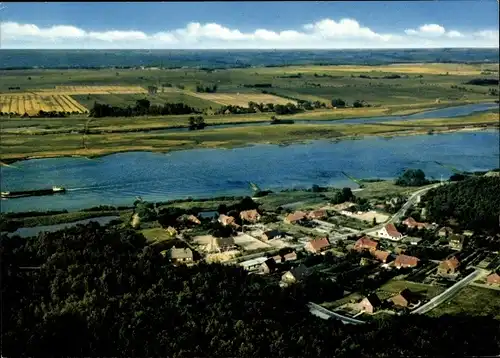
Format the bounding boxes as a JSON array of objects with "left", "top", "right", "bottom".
[
  {"left": 144, "top": 102, "right": 500, "bottom": 133},
  {"left": 1, "top": 124, "right": 498, "bottom": 213}
]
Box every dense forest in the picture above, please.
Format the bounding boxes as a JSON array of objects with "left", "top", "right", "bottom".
[
  {"left": 2, "top": 223, "right": 500, "bottom": 357},
  {"left": 423, "top": 176, "right": 500, "bottom": 233}
]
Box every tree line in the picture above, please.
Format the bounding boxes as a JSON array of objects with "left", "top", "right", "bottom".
[
  {"left": 196, "top": 84, "right": 218, "bottom": 93},
  {"left": 89, "top": 99, "right": 201, "bottom": 117},
  {"left": 2, "top": 223, "right": 500, "bottom": 357}
]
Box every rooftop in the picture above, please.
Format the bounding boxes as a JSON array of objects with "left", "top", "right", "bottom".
[{"left": 240, "top": 257, "right": 268, "bottom": 268}]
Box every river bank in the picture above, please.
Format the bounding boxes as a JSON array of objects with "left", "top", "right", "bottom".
[
  {"left": 1, "top": 108, "right": 498, "bottom": 164},
  {"left": 1, "top": 128, "right": 498, "bottom": 213}
]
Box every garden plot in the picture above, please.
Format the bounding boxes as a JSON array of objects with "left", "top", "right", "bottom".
[{"left": 233, "top": 233, "right": 272, "bottom": 251}]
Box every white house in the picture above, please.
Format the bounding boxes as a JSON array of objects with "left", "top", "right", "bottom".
[{"left": 377, "top": 223, "right": 403, "bottom": 241}]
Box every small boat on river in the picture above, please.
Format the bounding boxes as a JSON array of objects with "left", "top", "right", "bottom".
[{"left": 1, "top": 186, "right": 66, "bottom": 199}]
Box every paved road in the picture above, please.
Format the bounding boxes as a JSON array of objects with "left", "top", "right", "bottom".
[
  {"left": 319, "top": 183, "right": 443, "bottom": 241},
  {"left": 308, "top": 302, "right": 366, "bottom": 325},
  {"left": 411, "top": 269, "right": 480, "bottom": 315},
  {"left": 386, "top": 183, "right": 442, "bottom": 225}
]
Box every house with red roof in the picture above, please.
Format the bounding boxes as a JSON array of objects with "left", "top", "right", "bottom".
[
  {"left": 304, "top": 237, "right": 330, "bottom": 254},
  {"left": 240, "top": 209, "right": 261, "bottom": 223},
  {"left": 354, "top": 236, "right": 378, "bottom": 252},
  {"left": 438, "top": 256, "right": 460, "bottom": 276},
  {"left": 284, "top": 211, "right": 307, "bottom": 224},
  {"left": 486, "top": 272, "right": 500, "bottom": 286},
  {"left": 371, "top": 250, "right": 391, "bottom": 264},
  {"left": 307, "top": 209, "right": 327, "bottom": 220},
  {"left": 283, "top": 251, "right": 298, "bottom": 262},
  {"left": 389, "top": 289, "right": 418, "bottom": 308},
  {"left": 402, "top": 217, "right": 431, "bottom": 230},
  {"left": 357, "top": 294, "right": 382, "bottom": 314},
  {"left": 218, "top": 214, "right": 240, "bottom": 229},
  {"left": 394, "top": 254, "right": 420, "bottom": 269},
  {"left": 377, "top": 223, "right": 403, "bottom": 241}
]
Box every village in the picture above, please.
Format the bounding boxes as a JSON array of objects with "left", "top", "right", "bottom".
[{"left": 144, "top": 180, "right": 500, "bottom": 323}]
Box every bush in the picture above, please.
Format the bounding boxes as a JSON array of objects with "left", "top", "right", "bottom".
[{"left": 395, "top": 169, "right": 430, "bottom": 187}]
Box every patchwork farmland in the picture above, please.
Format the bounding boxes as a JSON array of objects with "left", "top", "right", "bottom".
[
  {"left": 0, "top": 94, "right": 88, "bottom": 115},
  {"left": 189, "top": 92, "right": 296, "bottom": 107},
  {"left": 35, "top": 85, "right": 148, "bottom": 95}
]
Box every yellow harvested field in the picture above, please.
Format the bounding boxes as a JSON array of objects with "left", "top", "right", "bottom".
[
  {"left": 35, "top": 85, "right": 147, "bottom": 94},
  {"left": 265, "top": 64, "right": 497, "bottom": 76},
  {"left": 0, "top": 94, "right": 88, "bottom": 115},
  {"left": 190, "top": 92, "right": 296, "bottom": 106}
]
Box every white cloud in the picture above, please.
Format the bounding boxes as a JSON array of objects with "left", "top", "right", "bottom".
[
  {"left": 88, "top": 31, "right": 148, "bottom": 42},
  {"left": 0, "top": 19, "right": 498, "bottom": 49},
  {"left": 304, "top": 18, "right": 391, "bottom": 41},
  {"left": 446, "top": 30, "right": 463, "bottom": 38},
  {"left": 405, "top": 24, "right": 447, "bottom": 37},
  {"left": 474, "top": 30, "right": 500, "bottom": 40}
]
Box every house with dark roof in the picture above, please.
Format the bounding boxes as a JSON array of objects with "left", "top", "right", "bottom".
[
  {"left": 281, "top": 264, "right": 309, "bottom": 284},
  {"left": 394, "top": 254, "right": 420, "bottom": 269},
  {"left": 438, "top": 256, "right": 460, "bottom": 276},
  {"left": 261, "top": 229, "right": 286, "bottom": 241},
  {"left": 304, "top": 237, "right": 330, "bottom": 254},
  {"left": 377, "top": 223, "right": 403, "bottom": 241},
  {"left": 260, "top": 258, "right": 278, "bottom": 274}
]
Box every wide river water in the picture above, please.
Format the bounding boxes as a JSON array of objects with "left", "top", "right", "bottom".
[{"left": 2, "top": 120, "right": 498, "bottom": 213}]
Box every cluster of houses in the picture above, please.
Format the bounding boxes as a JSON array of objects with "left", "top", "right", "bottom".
[
  {"left": 353, "top": 235, "right": 419, "bottom": 269},
  {"left": 357, "top": 288, "right": 421, "bottom": 314},
  {"left": 284, "top": 209, "right": 328, "bottom": 224}
]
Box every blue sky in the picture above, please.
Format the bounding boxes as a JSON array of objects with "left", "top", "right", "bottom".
[{"left": 1, "top": 1, "right": 498, "bottom": 49}]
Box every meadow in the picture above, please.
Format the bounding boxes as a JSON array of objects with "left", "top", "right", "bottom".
[
  {"left": 1, "top": 111, "right": 497, "bottom": 162},
  {"left": 427, "top": 286, "right": 500, "bottom": 319},
  {"left": 0, "top": 63, "right": 497, "bottom": 161},
  {"left": 0, "top": 62, "right": 497, "bottom": 115}
]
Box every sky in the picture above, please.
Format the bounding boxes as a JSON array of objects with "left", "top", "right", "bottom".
[{"left": 0, "top": 1, "right": 499, "bottom": 49}]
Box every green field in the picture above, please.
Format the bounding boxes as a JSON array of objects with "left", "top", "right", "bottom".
[
  {"left": 377, "top": 279, "right": 445, "bottom": 300},
  {"left": 1, "top": 111, "right": 498, "bottom": 163},
  {"left": 1, "top": 63, "right": 497, "bottom": 109},
  {"left": 1, "top": 63, "right": 498, "bottom": 162},
  {"left": 427, "top": 286, "right": 500, "bottom": 319},
  {"left": 71, "top": 91, "right": 221, "bottom": 111},
  {"left": 140, "top": 227, "right": 175, "bottom": 244}
]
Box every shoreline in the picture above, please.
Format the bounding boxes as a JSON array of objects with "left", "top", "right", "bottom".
[
  {"left": 2, "top": 123, "right": 498, "bottom": 165},
  {"left": 1, "top": 100, "right": 496, "bottom": 136}
]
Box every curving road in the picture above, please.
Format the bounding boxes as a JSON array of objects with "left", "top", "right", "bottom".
[
  {"left": 411, "top": 269, "right": 480, "bottom": 315},
  {"left": 314, "top": 182, "right": 443, "bottom": 242},
  {"left": 308, "top": 302, "right": 366, "bottom": 325}
]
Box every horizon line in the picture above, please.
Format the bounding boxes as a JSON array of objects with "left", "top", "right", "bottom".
[{"left": 0, "top": 47, "right": 499, "bottom": 51}]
